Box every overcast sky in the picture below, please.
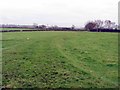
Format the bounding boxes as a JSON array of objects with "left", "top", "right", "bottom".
[{"left": 0, "top": 0, "right": 119, "bottom": 27}]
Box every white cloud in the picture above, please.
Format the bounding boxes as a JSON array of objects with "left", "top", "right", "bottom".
[{"left": 0, "top": 0, "right": 119, "bottom": 27}]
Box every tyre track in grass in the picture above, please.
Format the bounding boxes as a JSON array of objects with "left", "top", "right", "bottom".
[{"left": 54, "top": 36, "right": 118, "bottom": 87}]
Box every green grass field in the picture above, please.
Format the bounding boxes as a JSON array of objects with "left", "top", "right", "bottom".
[{"left": 2, "top": 31, "right": 118, "bottom": 88}]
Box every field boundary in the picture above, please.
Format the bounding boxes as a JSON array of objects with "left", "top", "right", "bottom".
[{"left": 0, "top": 29, "right": 120, "bottom": 33}]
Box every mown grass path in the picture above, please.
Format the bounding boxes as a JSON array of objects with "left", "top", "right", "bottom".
[{"left": 2, "top": 31, "right": 118, "bottom": 88}]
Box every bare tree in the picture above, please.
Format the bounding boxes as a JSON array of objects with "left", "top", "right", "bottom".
[
  {"left": 39, "top": 25, "right": 46, "bottom": 30},
  {"left": 85, "top": 20, "right": 117, "bottom": 30},
  {"left": 33, "top": 23, "right": 38, "bottom": 28},
  {"left": 104, "top": 20, "right": 112, "bottom": 29},
  {"left": 94, "top": 20, "right": 103, "bottom": 28},
  {"left": 71, "top": 25, "right": 75, "bottom": 30},
  {"left": 85, "top": 22, "right": 97, "bottom": 30}
]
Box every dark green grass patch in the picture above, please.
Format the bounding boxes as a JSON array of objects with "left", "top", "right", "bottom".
[{"left": 2, "top": 31, "right": 118, "bottom": 88}]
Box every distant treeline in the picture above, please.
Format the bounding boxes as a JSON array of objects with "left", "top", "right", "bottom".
[
  {"left": 0, "top": 28, "right": 120, "bottom": 32},
  {"left": 0, "top": 28, "right": 85, "bottom": 32},
  {"left": 0, "top": 24, "right": 35, "bottom": 28},
  {"left": 90, "top": 29, "right": 120, "bottom": 32},
  {"left": 0, "top": 20, "right": 120, "bottom": 32}
]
